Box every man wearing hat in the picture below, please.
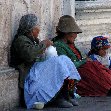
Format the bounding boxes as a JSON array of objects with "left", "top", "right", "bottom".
[{"left": 53, "top": 15, "right": 111, "bottom": 97}]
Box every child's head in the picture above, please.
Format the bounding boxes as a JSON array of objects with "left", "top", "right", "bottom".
[
  {"left": 98, "top": 47, "right": 109, "bottom": 57},
  {"left": 90, "top": 36, "right": 110, "bottom": 57}
]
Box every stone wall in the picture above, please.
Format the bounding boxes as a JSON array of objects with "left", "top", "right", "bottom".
[
  {"left": 1, "top": 0, "right": 111, "bottom": 110},
  {"left": 0, "top": 0, "right": 75, "bottom": 110},
  {"left": 0, "top": 0, "right": 75, "bottom": 67},
  {"left": 0, "top": 0, "right": 12, "bottom": 67},
  {"left": 0, "top": 68, "right": 19, "bottom": 111},
  {"left": 75, "top": 0, "right": 111, "bottom": 42},
  {"left": 75, "top": 0, "right": 111, "bottom": 55}
]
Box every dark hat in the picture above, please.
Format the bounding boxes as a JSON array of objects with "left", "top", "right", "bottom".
[
  {"left": 57, "top": 15, "right": 82, "bottom": 33},
  {"left": 91, "top": 36, "right": 110, "bottom": 50}
]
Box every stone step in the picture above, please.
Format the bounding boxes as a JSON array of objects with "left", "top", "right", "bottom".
[
  {"left": 76, "top": 8, "right": 111, "bottom": 20},
  {"left": 11, "top": 97, "right": 111, "bottom": 111},
  {"left": 0, "top": 67, "right": 19, "bottom": 111}
]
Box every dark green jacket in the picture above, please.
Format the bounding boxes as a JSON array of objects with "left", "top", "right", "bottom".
[
  {"left": 11, "top": 35, "right": 46, "bottom": 88},
  {"left": 54, "top": 40, "right": 86, "bottom": 68}
]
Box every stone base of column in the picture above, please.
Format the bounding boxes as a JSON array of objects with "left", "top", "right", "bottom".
[{"left": 0, "top": 67, "right": 19, "bottom": 111}]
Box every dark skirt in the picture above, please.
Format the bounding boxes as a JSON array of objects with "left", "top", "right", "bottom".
[{"left": 77, "top": 61, "right": 111, "bottom": 96}]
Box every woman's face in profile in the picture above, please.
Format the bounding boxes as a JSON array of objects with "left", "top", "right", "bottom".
[
  {"left": 66, "top": 33, "right": 77, "bottom": 44},
  {"left": 98, "top": 47, "right": 108, "bottom": 57},
  {"left": 31, "top": 26, "right": 40, "bottom": 39}
]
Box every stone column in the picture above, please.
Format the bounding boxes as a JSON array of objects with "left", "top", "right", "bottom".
[
  {"left": 61, "top": 0, "right": 75, "bottom": 18},
  {"left": 0, "top": 0, "right": 12, "bottom": 67},
  {"left": 0, "top": 0, "right": 75, "bottom": 67},
  {"left": 0, "top": 0, "right": 76, "bottom": 110},
  {"left": 31, "top": 0, "right": 65, "bottom": 40},
  {"left": 11, "top": 0, "right": 30, "bottom": 40},
  {"left": 31, "top": 0, "right": 75, "bottom": 40},
  {"left": 0, "top": 0, "right": 19, "bottom": 110},
  {"left": 0, "top": 0, "right": 75, "bottom": 66}
]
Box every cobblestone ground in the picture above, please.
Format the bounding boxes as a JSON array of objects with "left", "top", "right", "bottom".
[{"left": 12, "top": 97, "right": 111, "bottom": 111}]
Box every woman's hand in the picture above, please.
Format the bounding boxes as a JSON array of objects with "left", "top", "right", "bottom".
[{"left": 41, "top": 39, "right": 53, "bottom": 48}]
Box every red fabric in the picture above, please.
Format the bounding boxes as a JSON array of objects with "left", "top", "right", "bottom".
[
  {"left": 68, "top": 44, "right": 111, "bottom": 96},
  {"left": 63, "top": 78, "right": 75, "bottom": 91},
  {"left": 68, "top": 44, "right": 82, "bottom": 60},
  {"left": 77, "top": 61, "right": 111, "bottom": 96}
]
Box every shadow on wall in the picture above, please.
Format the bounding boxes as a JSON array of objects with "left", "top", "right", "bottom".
[{"left": 75, "top": 41, "right": 91, "bottom": 56}]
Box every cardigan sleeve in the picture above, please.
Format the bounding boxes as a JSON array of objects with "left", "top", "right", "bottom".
[
  {"left": 14, "top": 36, "right": 46, "bottom": 63},
  {"left": 55, "top": 45, "right": 68, "bottom": 56},
  {"left": 73, "top": 59, "right": 86, "bottom": 68},
  {"left": 54, "top": 42, "right": 86, "bottom": 68}
]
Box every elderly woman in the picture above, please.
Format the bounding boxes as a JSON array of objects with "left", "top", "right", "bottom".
[
  {"left": 10, "top": 14, "right": 81, "bottom": 109},
  {"left": 53, "top": 15, "right": 111, "bottom": 97}
]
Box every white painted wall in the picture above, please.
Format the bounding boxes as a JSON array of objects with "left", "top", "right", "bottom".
[
  {"left": 1, "top": 0, "right": 111, "bottom": 66},
  {"left": 0, "top": 0, "right": 75, "bottom": 67},
  {"left": 75, "top": 0, "right": 111, "bottom": 43}
]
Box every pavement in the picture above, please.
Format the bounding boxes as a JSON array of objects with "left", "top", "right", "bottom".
[{"left": 12, "top": 97, "right": 111, "bottom": 111}]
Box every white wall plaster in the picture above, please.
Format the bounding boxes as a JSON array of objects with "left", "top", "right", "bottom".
[
  {"left": 23, "top": 0, "right": 30, "bottom": 13},
  {"left": 1, "top": 0, "right": 76, "bottom": 66},
  {"left": 2, "top": 0, "right": 111, "bottom": 67},
  {"left": 11, "top": 0, "right": 29, "bottom": 39},
  {"left": 75, "top": 0, "right": 111, "bottom": 43}
]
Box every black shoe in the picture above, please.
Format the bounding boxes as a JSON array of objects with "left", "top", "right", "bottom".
[
  {"left": 69, "top": 98, "right": 79, "bottom": 106},
  {"left": 54, "top": 98, "right": 73, "bottom": 108},
  {"left": 107, "top": 89, "right": 111, "bottom": 96}
]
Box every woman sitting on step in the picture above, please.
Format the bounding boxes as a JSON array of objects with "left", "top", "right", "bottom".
[
  {"left": 10, "top": 14, "right": 81, "bottom": 109},
  {"left": 53, "top": 15, "right": 111, "bottom": 97}
]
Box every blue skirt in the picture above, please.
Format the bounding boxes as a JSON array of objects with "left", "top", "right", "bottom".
[{"left": 24, "top": 55, "right": 81, "bottom": 109}]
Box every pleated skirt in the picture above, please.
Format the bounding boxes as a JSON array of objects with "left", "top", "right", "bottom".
[{"left": 24, "top": 55, "right": 81, "bottom": 109}]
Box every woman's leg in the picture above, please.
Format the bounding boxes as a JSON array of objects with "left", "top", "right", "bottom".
[
  {"left": 55, "top": 78, "right": 79, "bottom": 106},
  {"left": 45, "top": 78, "right": 75, "bottom": 108},
  {"left": 19, "top": 87, "right": 26, "bottom": 107},
  {"left": 107, "top": 88, "right": 111, "bottom": 96},
  {"left": 24, "top": 55, "right": 81, "bottom": 108},
  {"left": 64, "top": 78, "right": 79, "bottom": 106}
]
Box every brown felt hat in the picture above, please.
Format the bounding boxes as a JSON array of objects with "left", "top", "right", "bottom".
[{"left": 57, "top": 15, "right": 82, "bottom": 33}]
